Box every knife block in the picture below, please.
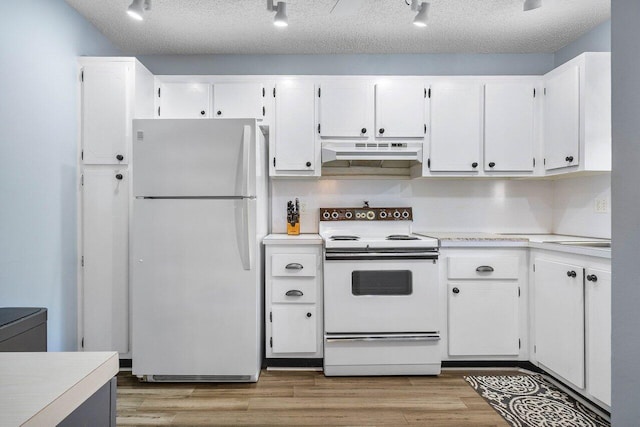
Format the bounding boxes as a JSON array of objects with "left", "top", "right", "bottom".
[{"left": 287, "top": 222, "right": 300, "bottom": 235}]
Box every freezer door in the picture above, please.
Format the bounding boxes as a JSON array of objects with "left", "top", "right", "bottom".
[
  {"left": 131, "top": 198, "right": 261, "bottom": 378},
  {"left": 132, "top": 119, "right": 256, "bottom": 197}
]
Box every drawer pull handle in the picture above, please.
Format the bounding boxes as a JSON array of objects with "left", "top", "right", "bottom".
[
  {"left": 476, "top": 266, "right": 494, "bottom": 273},
  {"left": 285, "top": 290, "right": 303, "bottom": 297},
  {"left": 285, "top": 263, "right": 304, "bottom": 270}
]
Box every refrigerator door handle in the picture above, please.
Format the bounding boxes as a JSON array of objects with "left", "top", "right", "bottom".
[
  {"left": 238, "top": 198, "right": 253, "bottom": 271},
  {"left": 241, "top": 125, "right": 252, "bottom": 197}
]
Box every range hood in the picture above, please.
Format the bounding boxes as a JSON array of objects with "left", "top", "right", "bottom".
[{"left": 321, "top": 141, "right": 423, "bottom": 176}]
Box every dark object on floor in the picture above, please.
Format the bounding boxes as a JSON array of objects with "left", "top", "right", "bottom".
[
  {"left": 0, "top": 307, "right": 47, "bottom": 351},
  {"left": 465, "top": 374, "right": 609, "bottom": 427}
]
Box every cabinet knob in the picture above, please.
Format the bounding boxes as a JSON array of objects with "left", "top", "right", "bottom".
[
  {"left": 306, "top": 312, "right": 312, "bottom": 318},
  {"left": 200, "top": 110, "right": 206, "bottom": 116},
  {"left": 567, "top": 270, "right": 577, "bottom": 278},
  {"left": 472, "top": 162, "right": 478, "bottom": 168},
  {"left": 116, "top": 154, "right": 124, "bottom": 161},
  {"left": 452, "top": 287, "right": 460, "bottom": 294},
  {"left": 488, "top": 162, "right": 496, "bottom": 168},
  {"left": 115, "top": 173, "right": 123, "bottom": 180},
  {"left": 217, "top": 111, "right": 222, "bottom": 116},
  {"left": 379, "top": 128, "right": 385, "bottom": 134},
  {"left": 361, "top": 128, "right": 367, "bottom": 134},
  {"left": 306, "top": 161, "right": 312, "bottom": 167},
  {"left": 586, "top": 274, "right": 598, "bottom": 282},
  {"left": 565, "top": 156, "right": 574, "bottom": 162}
]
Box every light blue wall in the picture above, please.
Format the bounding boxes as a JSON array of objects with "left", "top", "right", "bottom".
[
  {"left": 0, "top": 0, "right": 121, "bottom": 351},
  {"left": 139, "top": 53, "right": 554, "bottom": 76},
  {"left": 554, "top": 20, "right": 611, "bottom": 67},
  {"left": 611, "top": 3, "right": 640, "bottom": 424}
]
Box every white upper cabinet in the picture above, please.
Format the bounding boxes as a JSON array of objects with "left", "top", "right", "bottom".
[
  {"left": 429, "top": 83, "right": 483, "bottom": 172},
  {"left": 81, "top": 63, "right": 129, "bottom": 165},
  {"left": 542, "top": 52, "right": 611, "bottom": 174},
  {"left": 158, "top": 83, "right": 210, "bottom": 118},
  {"left": 543, "top": 66, "right": 580, "bottom": 171},
  {"left": 81, "top": 167, "right": 129, "bottom": 354},
  {"left": 213, "top": 83, "right": 264, "bottom": 119},
  {"left": 318, "top": 82, "right": 373, "bottom": 138},
  {"left": 375, "top": 82, "right": 426, "bottom": 138},
  {"left": 484, "top": 82, "right": 535, "bottom": 172},
  {"left": 273, "top": 81, "right": 317, "bottom": 175}
]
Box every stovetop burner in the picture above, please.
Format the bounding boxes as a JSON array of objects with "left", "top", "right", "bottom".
[
  {"left": 386, "top": 234, "right": 420, "bottom": 241},
  {"left": 330, "top": 235, "right": 360, "bottom": 241}
]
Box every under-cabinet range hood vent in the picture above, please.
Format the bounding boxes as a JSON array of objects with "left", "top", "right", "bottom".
[{"left": 321, "top": 141, "right": 423, "bottom": 177}]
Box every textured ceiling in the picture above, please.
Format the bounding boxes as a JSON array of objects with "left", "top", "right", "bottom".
[{"left": 64, "top": 0, "right": 610, "bottom": 54}]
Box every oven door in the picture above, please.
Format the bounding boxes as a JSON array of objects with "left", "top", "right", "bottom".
[{"left": 324, "top": 254, "right": 439, "bottom": 333}]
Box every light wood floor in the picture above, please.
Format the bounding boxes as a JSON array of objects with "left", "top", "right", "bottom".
[{"left": 116, "top": 369, "right": 510, "bottom": 426}]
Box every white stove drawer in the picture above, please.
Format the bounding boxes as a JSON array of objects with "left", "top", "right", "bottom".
[
  {"left": 271, "top": 254, "right": 317, "bottom": 277},
  {"left": 271, "top": 277, "right": 317, "bottom": 304},
  {"left": 448, "top": 256, "right": 519, "bottom": 280},
  {"left": 324, "top": 334, "right": 441, "bottom": 376}
]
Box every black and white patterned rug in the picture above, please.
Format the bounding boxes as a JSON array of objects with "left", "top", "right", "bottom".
[{"left": 464, "top": 374, "right": 610, "bottom": 427}]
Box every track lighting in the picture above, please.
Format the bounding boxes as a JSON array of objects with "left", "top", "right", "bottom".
[
  {"left": 127, "top": 0, "right": 151, "bottom": 21},
  {"left": 267, "top": 0, "right": 288, "bottom": 27},
  {"left": 523, "top": 0, "right": 542, "bottom": 12},
  {"left": 411, "top": 0, "right": 430, "bottom": 28}
]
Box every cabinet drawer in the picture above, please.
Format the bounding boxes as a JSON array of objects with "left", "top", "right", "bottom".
[
  {"left": 448, "top": 256, "right": 519, "bottom": 280},
  {"left": 271, "top": 254, "right": 317, "bottom": 277},
  {"left": 272, "top": 278, "right": 317, "bottom": 303}
]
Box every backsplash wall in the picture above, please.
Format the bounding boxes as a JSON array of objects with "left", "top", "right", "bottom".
[
  {"left": 552, "top": 174, "right": 611, "bottom": 239},
  {"left": 271, "top": 179, "right": 554, "bottom": 234}
]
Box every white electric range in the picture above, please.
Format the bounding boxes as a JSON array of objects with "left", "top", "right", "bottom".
[{"left": 319, "top": 205, "right": 442, "bottom": 376}]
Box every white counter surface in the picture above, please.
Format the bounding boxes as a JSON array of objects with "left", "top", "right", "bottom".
[
  {"left": 263, "top": 234, "right": 323, "bottom": 245},
  {"left": 0, "top": 351, "right": 118, "bottom": 426},
  {"left": 413, "top": 232, "right": 611, "bottom": 259}
]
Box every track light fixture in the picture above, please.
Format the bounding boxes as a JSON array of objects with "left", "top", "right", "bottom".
[
  {"left": 410, "top": 0, "right": 430, "bottom": 27},
  {"left": 523, "top": 0, "right": 542, "bottom": 12},
  {"left": 127, "top": 0, "right": 151, "bottom": 21},
  {"left": 267, "top": 0, "right": 288, "bottom": 27}
]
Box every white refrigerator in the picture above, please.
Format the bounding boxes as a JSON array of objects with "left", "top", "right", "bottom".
[{"left": 131, "top": 119, "right": 268, "bottom": 382}]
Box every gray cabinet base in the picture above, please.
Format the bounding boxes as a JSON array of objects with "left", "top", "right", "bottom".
[{"left": 59, "top": 377, "right": 116, "bottom": 427}]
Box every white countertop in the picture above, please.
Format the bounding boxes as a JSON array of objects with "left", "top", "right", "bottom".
[
  {"left": 413, "top": 232, "right": 611, "bottom": 259},
  {"left": 0, "top": 351, "right": 118, "bottom": 427},
  {"left": 263, "top": 234, "right": 323, "bottom": 245}
]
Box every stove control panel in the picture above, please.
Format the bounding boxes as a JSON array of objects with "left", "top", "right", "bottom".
[{"left": 320, "top": 207, "right": 413, "bottom": 221}]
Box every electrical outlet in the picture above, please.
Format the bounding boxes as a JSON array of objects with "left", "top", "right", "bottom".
[
  {"left": 594, "top": 198, "right": 609, "bottom": 213},
  {"left": 299, "top": 200, "right": 307, "bottom": 214}
]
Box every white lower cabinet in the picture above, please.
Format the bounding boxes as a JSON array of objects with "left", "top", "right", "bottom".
[
  {"left": 532, "top": 252, "right": 611, "bottom": 408},
  {"left": 80, "top": 167, "right": 129, "bottom": 353},
  {"left": 448, "top": 282, "right": 519, "bottom": 356},
  {"left": 443, "top": 249, "right": 527, "bottom": 360},
  {"left": 264, "top": 240, "right": 323, "bottom": 359}
]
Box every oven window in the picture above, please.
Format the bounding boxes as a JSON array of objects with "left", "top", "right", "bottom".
[{"left": 351, "top": 271, "right": 413, "bottom": 296}]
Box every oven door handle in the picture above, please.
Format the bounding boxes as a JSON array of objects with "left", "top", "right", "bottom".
[
  {"left": 325, "top": 253, "right": 438, "bottom": 261},
  {"left": 325, "top": 334, "right": 441, "bottom": 343}
]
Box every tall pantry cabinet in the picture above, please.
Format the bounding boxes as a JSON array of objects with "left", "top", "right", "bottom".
[{"left": 77, "top": 58, "right": 154, "bottom": 357}]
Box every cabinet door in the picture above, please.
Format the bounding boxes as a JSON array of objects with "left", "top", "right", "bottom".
[
  {"left": 81, "top": 63, "right": 129, "bottom": 165},
  {"left": 274, "top": 82, "right": 316, "bottom": 172},
  {"left": 586, "top": 268, "right": 611, "bottom": 406},
  {"left": 158, "top": 83, "right": 210, "bottom": 118},
  {"left": 81, "top": 168, "right": 129, "bottom": 353},
  {"left": 448, "top": 282, "right": 519, "bottom": 356},
  {"left": 271, "top": 306, "right": 317, "bottom": 353},
  {"left": 375, "top": 82, "right": 426, "bottom": 137},
  {"left": 429, "top": 83, "right": 483, "bottom": 172},
  {"left": 319, "top": 83, "right": 372, "bottom": 138},
  {"left": 544, "top": 66, "right": 580, "bottom": 170},
  {"left": 484, "top": 83, "right": 535, "bottom": 172},
  {"left": 213, "top": 83, "right": 264, "bottom": 119},
  {"left": 534, "top": 259, "right": 584, "bottom": 388}
]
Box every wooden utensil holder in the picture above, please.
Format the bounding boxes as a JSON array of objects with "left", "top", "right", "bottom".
[{"left": 287, "top": 222, "right": 300, "bottom": 235}]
